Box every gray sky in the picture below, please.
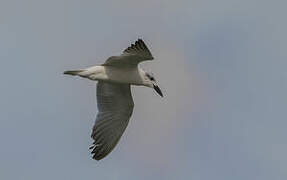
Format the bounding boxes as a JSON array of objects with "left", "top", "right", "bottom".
[{"left": 1, "top": 0, "right": 287, "bottom": 179}]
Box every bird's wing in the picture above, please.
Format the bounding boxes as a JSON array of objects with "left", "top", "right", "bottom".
[
  {"left": 103, "top": 39, "right": 154, "bottom": 66},
  {"left": 90, "top": 81, "right": 134, "bottom": 160}
]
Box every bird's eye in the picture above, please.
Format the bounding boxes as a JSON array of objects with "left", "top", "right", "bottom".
[{"left": 146, "top": 73, "right": 155, "bottom": 81}]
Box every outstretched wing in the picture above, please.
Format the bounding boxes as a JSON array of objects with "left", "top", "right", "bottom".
[
  {"left": 103, "top": 39, "right": 154, "bottom": 66},
  {"left": 90, "top": 82, "right": 134, "bottom": 160}
]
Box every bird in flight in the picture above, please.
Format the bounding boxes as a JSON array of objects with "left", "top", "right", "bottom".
[{"left": 64, "top": 39, "right": 163, "bottom": 160}]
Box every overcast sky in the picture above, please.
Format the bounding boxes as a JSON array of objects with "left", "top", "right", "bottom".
[{"left": 1, "top": 0, "right": 287, "bottom": 179}]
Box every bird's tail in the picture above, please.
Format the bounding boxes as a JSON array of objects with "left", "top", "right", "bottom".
[{"left": 63, "top": 70, "right": 84, "bottom": 76}]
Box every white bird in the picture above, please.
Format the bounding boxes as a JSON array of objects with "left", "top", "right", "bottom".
[{"left": 64, "top": 39, "right": 163, "bottom": 160}]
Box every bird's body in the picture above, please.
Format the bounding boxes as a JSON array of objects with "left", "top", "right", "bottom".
[
  {"left": 64, "top": 39, "right": 162, "bottom": 160},
  {"left": 65, "top": 65, "right": 146, "bottom": 86}
]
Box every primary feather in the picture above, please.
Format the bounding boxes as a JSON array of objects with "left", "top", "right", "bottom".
[{"left": 103, "top": 39, "right": 153, "bottom": 66}]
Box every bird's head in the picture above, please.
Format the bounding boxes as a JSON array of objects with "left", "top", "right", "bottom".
[{"left": 142, "top": 72, "right": 163, "bottom": 97}]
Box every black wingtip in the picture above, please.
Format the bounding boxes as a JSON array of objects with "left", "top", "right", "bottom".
[
  {"left": 92, "top": 155, "right": 101, "bottom": 161},
  {"left": 91, "top": 150, "right": 106, "bottom": 161}
]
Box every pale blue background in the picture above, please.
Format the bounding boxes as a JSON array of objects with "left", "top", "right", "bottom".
[{"left": 1, "top": 0, "right": 286, "bottom": 179}]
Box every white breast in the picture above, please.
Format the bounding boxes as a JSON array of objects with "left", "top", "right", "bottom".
[
  {"left": 83, "top": 65, "right": 144, "bottom": 85},
  {"left": 104, "top": 66, "right": 144, "bottom": 85}
]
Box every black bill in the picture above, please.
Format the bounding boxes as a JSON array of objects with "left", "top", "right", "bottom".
[{"left": 153, "top": 84, "right": 163, "bottom": 97}]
